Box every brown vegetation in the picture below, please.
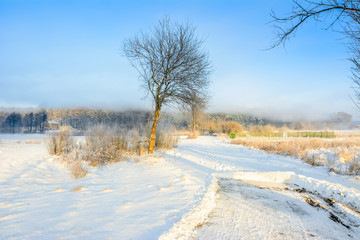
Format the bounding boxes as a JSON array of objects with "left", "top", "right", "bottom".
[
  {"left": 231, "top": 137, "right": 360, "bottom": 158},
  {"left": 222, "top": 121, "right": 244, "bottom": 134},
  {"left": 46, "top": 131, "right": 73, "bottom": 156},
  {"left": 231, "top": 136, "right": 360, "bottom": 175}
]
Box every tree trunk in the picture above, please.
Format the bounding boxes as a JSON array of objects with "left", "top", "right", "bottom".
[
  {"left": 148, "top": 104, "right": 161, "bottom": 154},
  {"left": 192, "top": 109, "right": 196, "bottom": 137}
]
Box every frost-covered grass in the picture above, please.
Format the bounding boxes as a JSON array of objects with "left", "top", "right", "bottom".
[
  {"left": 303, "top": 147, "right": 360, "bottom": 175},
  {"left": 46, "top": 131, "right": 74, "bottom": 156},
  {"left": 235, "top": 131, "right": 335, "bottom": 138},
  {"left": 46, "top": 125, "right": 178, "bottom": 178},
  {"left": 155, "top": 125, "right": 179, "bottom": 150},
  {"left": 231, "top": 136, "right": 360, "bottom": 175}
]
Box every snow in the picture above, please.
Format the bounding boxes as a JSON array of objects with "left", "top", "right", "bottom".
[
  {"left": 193, "top": 178, "right": 357, "bottom": 240},
  {"left": 159, "top": 176, "right": 219, "bottom": 240},
  {"left": 0, "top": 135, "right": 359, "bottom": 239}
]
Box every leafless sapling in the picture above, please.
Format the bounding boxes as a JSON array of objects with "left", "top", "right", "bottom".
[{"left": 178, "top": 89, "right": 209, "bottom": 138}]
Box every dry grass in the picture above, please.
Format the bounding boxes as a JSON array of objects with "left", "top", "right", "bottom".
[
  {"left": 349, "top": 157, "right": 360, "bottom": 175},
  {"left": 174, "top": 129, "right": 190, "bottom": 136},
  {"left": 155, "top": 126, "right": 178, "bottom": 150},
  {"left": 72, "top": 186, "right": 84, "bottom": 192},
  {"left": 70, "top": 161, "right": 88, "bottom": 179},
  {"left": 84, "top": 125, "right": 136, "bottom": 166},
  {"left": 46, "top": 125, "right": 178, "bottom": 178},
  {"left": 231, "top": 137, "right": 360, "bottom": 175},
  {"left": 46, "top": 131, "right": 73, "bottom": 156},
  {"left": 336, "top": 150, "right": 356, "bottom": 163},
  {"left": 223, "top": 121, "right": 244, "bottom": 134},
  {"left": 25, "top": 140, "right": 42, "bottom": 144},
  {"left": 335, "top": 131, "right": 360, "bottom": 138},
  {"left": 65, "top": 148, "right": 88, "bottom": 179},
  {"left": 231, "top": 137, "right": 360, "bottom": 158},
  {"left": 187, "top": 132, "right": 199, "bottom": 139}
]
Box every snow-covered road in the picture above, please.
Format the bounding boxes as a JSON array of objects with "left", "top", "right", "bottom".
[
  {"left": 194, "top": 178, "right": 358, "bottom": 239},
  {"left": 163, "top": 137, "right": 360, "bottom": 239},
  {"left": 1, "top": 135, "right": 359, "bottom": 239}
]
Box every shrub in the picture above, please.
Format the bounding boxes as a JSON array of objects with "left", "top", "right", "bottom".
[
  {"left": 223, "top": 121, "right": 244, "bottom": 134},
  {"left": 84, "top": 125, "right": 137, "bottom": 166},
  {"left": 46, "top": 131, "right": 74, "bottom": 156},
  {"left": 263, "top": 124, "right": 276, "bottom": 133},
  {"left": 65, "top": 147, "right": 88, "bottom": 179},
  {"left": 246, "top": 125, "right": 264, "bottom": 134},
  {"left": 349, "top": 155, "right": 360, "bottom": 175},
  {"left": 155, "top": 125, "right": 178, "bottom": 150},
  {"left": 46, "top": 131, "right": 88, "bottom": 179},
  {"left": 209, "top": 120, "right": 221, "bottom": 134},
  {"left": 47, "top": 124, "right": 178, "bottom": 178}
]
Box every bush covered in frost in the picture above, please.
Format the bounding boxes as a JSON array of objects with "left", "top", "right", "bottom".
[{"left": 46, "top": 124, "right": 178, "bottom": 178}]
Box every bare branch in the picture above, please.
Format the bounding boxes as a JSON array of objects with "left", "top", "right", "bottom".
[{"left": 271, "top": 0, "right": 360, "bottom": 48}]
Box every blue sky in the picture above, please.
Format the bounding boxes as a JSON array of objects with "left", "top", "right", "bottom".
[{"left": 0, "top": 0, "right": 357, "bottom": 120}]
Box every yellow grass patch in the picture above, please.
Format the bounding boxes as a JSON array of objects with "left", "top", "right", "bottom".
[
  {"left": 72, "top": 186, "right": 84, "bottom": 192},
  {"left": 336, "top": 150, "right": 357, "bottom": 163},
  {"left": 102, "top": 188, "right": 113, "bottom": 193},
  {"left": 25, "top": 140, "right": 42, "bottom": 144}
]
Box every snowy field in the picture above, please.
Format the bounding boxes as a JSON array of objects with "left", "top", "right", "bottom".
[{"left": 1, "top": 135, "right": 360, "bottom": 239}]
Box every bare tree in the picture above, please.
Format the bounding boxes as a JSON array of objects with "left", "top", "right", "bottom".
[
  {"left": 34, "top": 111, "right": 47, "bottom": 133},
  {"left": 4, "top": 113, "right": 22, "bottom": 134},
  {"left": 24, "top": 112, "right": 34, "bottom": 133},
  {"left": 123, "top": 17, "right": 211, "bottom": 154},
  {"left": 178, "top": 89, "right": 209, "bottom": 138}
]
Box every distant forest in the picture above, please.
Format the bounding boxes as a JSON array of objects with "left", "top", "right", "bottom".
[{"left": 0, "top": 109, "right": 355, "bottom": 134}]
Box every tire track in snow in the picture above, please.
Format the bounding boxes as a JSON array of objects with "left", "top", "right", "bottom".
[{"left": 193, "top": 178, "right": 359, "bottom": 240}]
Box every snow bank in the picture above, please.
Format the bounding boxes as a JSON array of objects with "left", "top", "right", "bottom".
[
  {"left": 159, "top": 176, "right": 219, "bottom": 240},
  {"left": 223, "top": 171, "right": 360, "bottom": 212},
  {"left": 288, "top": 174, "right": 360, "bottom": 211}
]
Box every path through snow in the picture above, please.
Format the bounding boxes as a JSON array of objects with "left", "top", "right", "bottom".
[{"left": 161, "top": 137, "right": 360, "bottom": 239}]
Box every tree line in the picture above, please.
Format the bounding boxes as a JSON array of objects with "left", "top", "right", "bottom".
[
  {"left": 0, "top": 111, "right": 47, "bottom": 134},
  {"left": 0, "top": 109, "right": 354, "bottom": 134},
  {"left": 0, "top": 110, "right": 152, "bottom": 133},
  {"left": 0, "top": 109, "right": 282, "bottom": 134}
]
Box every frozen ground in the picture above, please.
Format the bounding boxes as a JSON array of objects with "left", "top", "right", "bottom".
[{"left": 0, "top": 135, "right": 359, "bottom": 239}]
